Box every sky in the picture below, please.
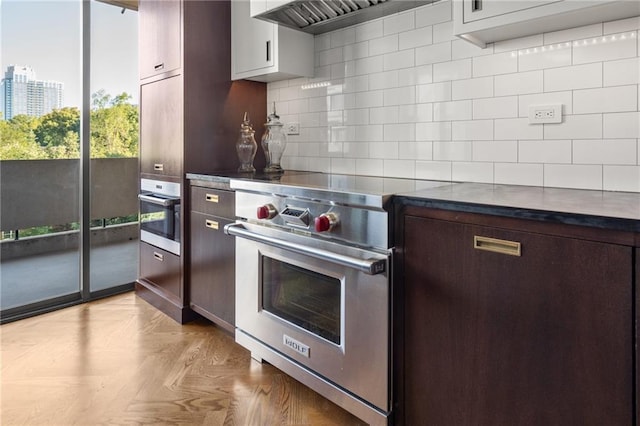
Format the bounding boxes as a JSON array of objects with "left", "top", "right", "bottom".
[{"left": 1, "top": 0, "right": 139, "bottom": 108}]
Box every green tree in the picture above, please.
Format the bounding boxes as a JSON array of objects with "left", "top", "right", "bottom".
[
  {"left": 90, "top": 91, "right": 138, "bottom": 158},
  {"left": 34, "top": 107, "right": 81, "bottom": 157},
  {"left": 0, "top": 115, "right": 44, "bottom": 160}
]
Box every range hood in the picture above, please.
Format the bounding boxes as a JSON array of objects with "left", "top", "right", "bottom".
[{"left": 255, "top": 0, "right": 434, "bottom": 35}]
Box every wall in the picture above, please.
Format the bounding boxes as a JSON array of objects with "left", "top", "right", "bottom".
[{"left": 269, "top": 1, "right": 640, "bottom": 193}]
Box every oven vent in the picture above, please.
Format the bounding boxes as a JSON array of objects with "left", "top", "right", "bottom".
[{"left": 255, "top": 0, "right": 434, "bottom": 35}]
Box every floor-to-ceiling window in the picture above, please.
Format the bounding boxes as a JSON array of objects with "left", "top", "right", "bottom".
[{"left": 0, "top": 0, "right": 138, "bottom": 322}]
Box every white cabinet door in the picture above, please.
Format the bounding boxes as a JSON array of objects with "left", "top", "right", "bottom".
[
  {"left": 454, "top": 0, "right": 640, "bottom": 48},
  {"left": 232, "top": 0, "right": 314, "bottom": 82}
]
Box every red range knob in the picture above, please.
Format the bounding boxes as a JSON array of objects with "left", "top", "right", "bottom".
[
  {"left": 257, "top": 204, "right": 277, "bottom": 220},
  {"left": 314, "top": 212, "right": 338, "bottom": 232}
]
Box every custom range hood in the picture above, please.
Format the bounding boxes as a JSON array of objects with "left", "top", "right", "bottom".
[{"left": 255, "top": 0, "right": 433, "bottom": 35}]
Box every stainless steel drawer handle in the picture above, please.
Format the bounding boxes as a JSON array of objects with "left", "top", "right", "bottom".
[
  {"left": 224, "top": 223, "right": 387, "bottom": 275},
  {"left": 153, "top": 251, "right": 164, "bottom": 261},
  {"left": 154, "top": 63, "right": 164, "bottom": 71},
  {"left": 205, "top": 219, "right": 219, "bottom": 230},
  {"left": 153, "top": 163, "right": 164, "bottom": 171},
  {"left": 205, "top": 193, "right": 219, "bottom": 203},
  {"left": 474, "top": 236, "right": 521, "bottom": 256}
]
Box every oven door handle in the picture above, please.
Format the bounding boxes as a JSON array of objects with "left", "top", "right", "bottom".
[
  {"left": 224, "top": 223, "right": 386, "bottom": 275},
  {"left": 138, "top": 194, "right": 179, "bottom": 207}
]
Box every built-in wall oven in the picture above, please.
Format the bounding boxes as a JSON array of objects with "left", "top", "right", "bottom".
[
  {"left": 139, "top": 178, "right": 181, "bottom": 255},
  {"left": 225, "top": 176, "right": 394, "bottom": 426}
]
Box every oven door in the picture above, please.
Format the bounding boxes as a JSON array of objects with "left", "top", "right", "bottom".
[
  {"left": 139, "top": 192, "right": 181, "bottom": 255},
  {"left": 226, "top": 221, "right": 391, "bottom": 413}
]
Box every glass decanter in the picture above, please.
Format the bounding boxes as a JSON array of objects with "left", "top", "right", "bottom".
[
  {"left": 261, "top": 103, "right": 287, "bottom": 173},
  {"left": 235, "top": 112, "right": 257, "bottom": 173}
]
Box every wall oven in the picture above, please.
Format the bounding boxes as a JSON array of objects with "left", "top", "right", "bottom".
[
  {"left": 225, "top": 178, "right": 393, "bottom": 426},
  {"left": 139, "top": 178, "right": 181, "bottom": 255}
]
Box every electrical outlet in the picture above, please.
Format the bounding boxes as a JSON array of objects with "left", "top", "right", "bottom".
[
  {"left": 528, "top": 104, "right": 562, "bottom": 124},
  {"left": 286, "top": 122, "right": 300, "bottom": 135}
]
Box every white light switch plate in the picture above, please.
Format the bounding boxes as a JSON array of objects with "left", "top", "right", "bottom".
[
  {"left": 528, "top": 104, "right": 562, "bottom": 124},
  {"left": 286, "top": 122, "right": 300, "bottom": 135}
]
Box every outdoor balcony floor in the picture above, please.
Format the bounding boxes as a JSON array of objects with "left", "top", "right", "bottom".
[{"left": 1, "top": 240, "right": 138, "bottom": 311}]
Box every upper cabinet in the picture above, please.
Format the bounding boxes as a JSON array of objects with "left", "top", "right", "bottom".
[
  {"left": 139, "top": 0, "right": 182, "bottom": 80},
  {"left": 454, "top": 0, "right": 640, "bottom": 48},
  {"left": 231, "top": 0, "right": 314, "bottom": 82}
]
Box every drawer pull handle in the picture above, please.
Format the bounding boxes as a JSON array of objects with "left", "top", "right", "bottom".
[
  {"left": 474, "top": 236, "right": 521, "bottom": 256},
  {"left": 206, "top": 193, "right": 219, "bottom": 203},
  {"left": 154, "top": 163, "right": 164, "bottom": 171},
  {"left": 154, "top": 62, "right": 165, "bottom": 71},
  {"left": 153, "top": 252, "right": 164, "bottom": 261},
  {"left": 206, "top": 219, "right": 219, "bottom": 230},
  {"left": 471, "top": 0, "right": 482, "bottom": 12}
]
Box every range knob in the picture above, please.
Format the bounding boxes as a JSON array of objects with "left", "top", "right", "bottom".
[
  {"left": 314, "top": 212, "right": 339, "bottom": 232},
  {"left": 257, "top": 204, "right": 277, "bottom": 220}
]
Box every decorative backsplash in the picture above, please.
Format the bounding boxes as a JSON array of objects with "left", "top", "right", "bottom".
[{"left": 268, "top": 0, "right": 640, "bottom": 193}]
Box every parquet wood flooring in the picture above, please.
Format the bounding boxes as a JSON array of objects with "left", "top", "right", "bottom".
[{"left": 0, "top": 292, "right": 366, "bottom": 425}]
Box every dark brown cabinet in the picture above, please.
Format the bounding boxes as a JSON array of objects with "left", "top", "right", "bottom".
[
  {"left": 139, "top": 0, "right": 181, "bottom": 81},
  {"left": 396, "top": 207, "right": 635, "bottom": 426},
  {"left": 139, "top": 75, "right": 183, "bottom": 178},
  {"left": 136, "top": 0, "right": 266, "bottom": 323},
  {"left": 189, "top": 186, "right": 235, "bottom": 332},
  {"left": 139, "top": 242, "right": 181, "bottom": 302}
]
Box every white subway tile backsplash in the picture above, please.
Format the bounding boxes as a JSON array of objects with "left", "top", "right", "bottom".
[
  {"left": 434, "top": 100, "right": 472, "bottom": 121},
  {"left": 417, "top": 81, "right": 452, "bottom": 103},
  {"left": 544, "top": 63, "right": 603, "bottom": 92},
  {"left": 573, "top": 32, "right": 637, "bottom": 65},
  {"left": 370, "top": 141, "right": 399, "bottom": 159},
  {"left": 399, "top": 141, "right": 433, "bottom": 160},
  {"left": 573, "top": 86, "right": 637, "bottom": 113},
  {"left": 604, "top": 58, "right": 640, "bottom": 86},
  {"left": 603, "top": 166, "right": 640, "bottom": 192},
  {"left": 434, "top": 59, "right": 472, "bottom": 82},
  {"left": 433, "top": 21, "right": 456, "bottom": 43},
  {"left": 384, "top": 159, "right": 416, "bottom": 178},
  {"left": 517, "top": 45, "right": 572, "bottom": 72},
  {"left": 370, "top": 34, "right": 399, "bottom": 56},
  {"left": 434, "top": 141, "right": 473, "bottom": 161},
  {"left": 268, "top": 5, "right": 640, "bottom": 192},
  {"left": 398, "top": 65, "right": 434, "bottom": 86},
  {"left": 603, "top": 112, "right": 640, "bottom": 138},
  {"left": 495, "top": 163, "right": 544, "bottom": 186},
  {"left": 544, "top": 164, "right": 603, "bottom": 190},
  {"left": 452, "top": 76, "right": 494, "bottom": 100},
  {"left": 544, "top": 23, "right": 602, "bottom": 45},
  {"left": 415, "top": 1, "right": 452, "bottom": 28},
  {"left": 399, "top": 26, "right": 433, "bottom": 50},
  {"left": 416, "top": 121, "right": 452, "bottom": 141},
  {"left": 452, "top": 162, "right": 494, "bottom": 183},
  {"left": 416, "top": 160, "right": 452, "bottom": 180},
  {"left": 573, "top": 139, "right": 638, "bottom": 165},
  {"left": 544, "top": 114, "right": 603, "bottom": 140},
  {"left": 519, "top": 140, "right": 572, "bottom": 164},
  {"left": 355, "top": 158, "right": 383, "bottom": 175},
  {"left": 473, "top": 96, "right": 518, "bottom": 119},
  {"left": 518, "top": 92, "right": 573, "bottom": 117},
  {"left": 356, "top": 20, "right": 383, "bottom": 42},
  {"left": 384, "top": 10, "right": 415, "bottom": 36},
  {"left": 452, "top": 120, "right": 494, "bottom": 141},
  {"left": 384, "top": 123, "right": 416, "bottom": 141},
  {"left": 604, "top": 17, "right": 640, "bottom": 34},
  {"left": 473, "top": 140, "right": 518, "bottom": 162},
  {"left": 384, "top": 49, "right": 415, "bottom": 71},
  {"left": 416, "top": 42, "right": 452, "bottom": 66},
  {"left": 495, "top": 118, "right": 543, "bottom": 140},
  {"left": 495, "top": 71, "right": 543, "bottom": 96},
  {"left": 384, "top": 86, "right": 416, "bottom": 106},
  {"left": 473, "top": 52, "right": 518, "bottom": 77}
]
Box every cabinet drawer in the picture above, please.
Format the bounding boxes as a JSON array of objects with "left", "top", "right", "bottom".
[
  {"left": 191, "top": 186, "right": 235, "bottom": 219},
  {"left": 139, "top": 242, "right": 181, "bottom": 300}
]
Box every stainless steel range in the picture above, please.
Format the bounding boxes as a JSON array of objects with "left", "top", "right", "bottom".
[{"left": 224, "top": 173, "right": 449, "bottom": 425}]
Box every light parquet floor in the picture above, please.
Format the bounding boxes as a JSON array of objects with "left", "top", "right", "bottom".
[{"left": 0, "top": 292, "right": 366, "bottom": 425}]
